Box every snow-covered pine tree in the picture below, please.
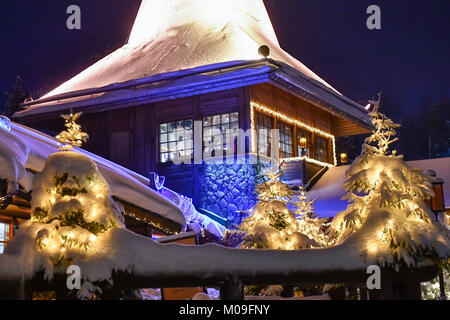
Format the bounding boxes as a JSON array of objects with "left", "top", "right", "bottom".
[
  {"left": 31, "top": 114, "right": 124, "bottom": 298},
  {"left": 238, "top": 168, "right": 317, "bottom": 250},
  {"left": 56, "top": 112, "right": 89, "bottom": 151},
  {"left": 294, "top": 186, "right": 329, "bottom": 247},
  {"left": 329, "top": 94, "right": 450, "bottom": 270}
]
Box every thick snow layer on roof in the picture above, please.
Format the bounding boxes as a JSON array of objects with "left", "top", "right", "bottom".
[
  {"left": 2, "top": 121, "right": 186, "bottom": 227},
  {"left": 310, "top": 157, "right": 450, "bottom": 217},
  {"left": 0, "top": 123, "right": 29, "bottom": 195},
  {"left": 42, "top": 0, "right": 338, "bottom": 99}
]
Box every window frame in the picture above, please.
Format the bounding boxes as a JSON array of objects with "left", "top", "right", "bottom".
[
  {"left": 202, "top": 112, "right": 239, "bottom": 158},
  {"left": 255, "top": 111, "right": 273, "bottom": 157},
  {"left": 278, "top": 121, "right": 294, "bottom": 158},
  {"left": 297, "top": 127, "right": 313, "bottom": 158},
  {"left": 314, "top": 135, "right": 330, "bottom": 163},
  {"left": 159, "top": 119, "right": 194, "bottom": 164},
  {"left": 0, "top": 219, "right": 13, "bottom": 254}
]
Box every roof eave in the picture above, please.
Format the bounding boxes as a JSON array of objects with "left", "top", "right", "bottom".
[{"left": 268, "top": 61, "right": 373, "bottom": 130}]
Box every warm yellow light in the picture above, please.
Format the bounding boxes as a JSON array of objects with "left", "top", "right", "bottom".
[
  {"left": 89, "top": 234, "right": 97, "bottom": 242},
  {"left": 299, "top": 137, "right": 307, "bottom": 149},
  {"left": 69, "top": 231, "right": 75, "bottom": 239},
  {"left": 50, "top": 198, "right": 55, "bottom": 204},
  {"left": 251, "top": 102, "right": 337, "bottom": 166},
  {"left": 340, "top": 153, "right": 348, "bottom": 164},
  {"left": 61, "top": 247, "right": 66, "bottom": 252},
  {"left": 368, "top": 244, "right": 377, "bottom": 253}
]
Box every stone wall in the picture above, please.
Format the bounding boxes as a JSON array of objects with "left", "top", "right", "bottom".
[{"left": 199, "top": 159, "right": 271, "bottom": 226}]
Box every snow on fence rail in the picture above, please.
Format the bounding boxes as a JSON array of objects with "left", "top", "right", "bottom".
[{"left": 0, "top": 228, "right": 439, "bottom": 300}]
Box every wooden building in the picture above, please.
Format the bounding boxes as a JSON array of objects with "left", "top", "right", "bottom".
[
  {"left": 0, "top": 121, "right": 193, "bottom": 254},
  {"left": 13, "top": 0, "right": 372, "bottom": 224}
]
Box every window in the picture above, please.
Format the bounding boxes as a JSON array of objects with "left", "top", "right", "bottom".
[
  {"left": 159, "top": 120, "right": 193, "bottom": 163},
  {"left": 256, "top": 112, "right": 273, "bottom": 157},
  {"left": 0, "top": 221, "right": 11, "bottom": 254},
  {"left": 203, "top": 112, "right": 239, "bottom": 157},
  {"left": 315, "top": 135, "right": 329, "bottom": 163},
  {"left": 297, "top": 128, "right": 312, "bottom": 157},
  {"left": 278, "top": 121, "right": 293, "bottom": 158}
]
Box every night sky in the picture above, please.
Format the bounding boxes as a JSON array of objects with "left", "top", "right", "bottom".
[{"left": 1, "top": 0, "right": 449, "bottom": 123}]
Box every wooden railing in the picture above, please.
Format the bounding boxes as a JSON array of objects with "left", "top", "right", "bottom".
[{"left": 0, "top": 264, "right": 438, "bottom": 300}]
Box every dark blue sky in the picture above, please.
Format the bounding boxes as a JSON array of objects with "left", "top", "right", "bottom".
[{"left": 1, "top": 0, "right": 449, "bottom": 122}]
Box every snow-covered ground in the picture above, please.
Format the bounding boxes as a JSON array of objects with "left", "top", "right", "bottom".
[{"left": 310, "top": 157, "right": 450, "bottom": 218}]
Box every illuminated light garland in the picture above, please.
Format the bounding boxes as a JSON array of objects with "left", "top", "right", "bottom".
[
  {"left": 283, "top": 156, "right": 334, "bottom": 168},
  {"left": 122, "top": 210, "right": 177, "bottom": 236},
  {"left": 250, "top": 101, "right": 337, "bottom": 166}
]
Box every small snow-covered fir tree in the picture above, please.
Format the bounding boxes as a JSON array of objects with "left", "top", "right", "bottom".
[
  {"left": 238, "top": 168, "right": 317, "bottom": 250},
  {"left": 294, "top": 186, "right": 329, "bottom": 247},
  {"left": 56, "top": 112, "right": 89, "bottom": 151},
  {"left": 329, "top": 94, "right": 450, "bottom": 270},
  {"left": 31, "top": 116, "right": 124, "bottom": 298}
]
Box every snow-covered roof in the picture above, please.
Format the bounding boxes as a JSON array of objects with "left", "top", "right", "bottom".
[
  {"left": 15, "top": 0, "right": 372, "bottom": 129},
  {"left": 15, "top": 60, "right": 372, "bottom": 130},
  {"left": 5, "top": 121, "right": 187, "bottom": 228},
  {"left": 310, "top": 157, "right": 450, "bottom": 217},
  {"left": 41, "top": 0, "right": 338, "bottom": 99}
]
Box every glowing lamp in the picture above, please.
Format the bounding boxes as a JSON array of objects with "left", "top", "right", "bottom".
[
  {"left": 340, "top": 153, "right": 348, "bottom": 164},
  {"left": 425, "top": 170, "right": 445, "bottom": 220},
  {"left": 299, "top": 137, "right": 307, "bottom": 149}
]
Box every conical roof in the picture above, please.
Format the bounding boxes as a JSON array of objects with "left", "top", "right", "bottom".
[{"left": 43, "top": 0, "right": 338, "bottom": 98}]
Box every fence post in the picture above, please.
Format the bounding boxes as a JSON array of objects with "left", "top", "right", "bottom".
[{"left": 220, "top": 277, "right": 244, "bottom": 300}]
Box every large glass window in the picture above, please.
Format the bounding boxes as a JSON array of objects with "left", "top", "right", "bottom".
[
  {"left": 278, "top": 121, "right": 293, "bottom": 158},
  {"left": 256, "top": 112, "right": 273, "bottom": 157},
  {"left": 203, "top": 112, "right": 239, "bottom": 157},
  {"left": 159, "top": 120, "right": 193, "bottom": 163},
  {"left": 0, "top": 222, "right": 11, "bottom": 254},
  {"left": 297, "top": 128, "right": 312, "bottom": 157},
  {"left": 315, "top": 135, "right": 329, "bottom": 163}
]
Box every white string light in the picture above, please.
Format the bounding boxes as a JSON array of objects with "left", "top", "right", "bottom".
[{"left": 250, "top": 101, "right": 337, "bottom": 166}]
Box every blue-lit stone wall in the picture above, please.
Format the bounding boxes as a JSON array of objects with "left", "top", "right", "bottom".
[{"left": 199, "top": 159, "right": 271, "bottom": 226}]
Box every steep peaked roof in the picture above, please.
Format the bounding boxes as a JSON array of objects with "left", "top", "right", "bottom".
[{"left": 42, "top": 0, "right": 339, "bottom": 99}]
